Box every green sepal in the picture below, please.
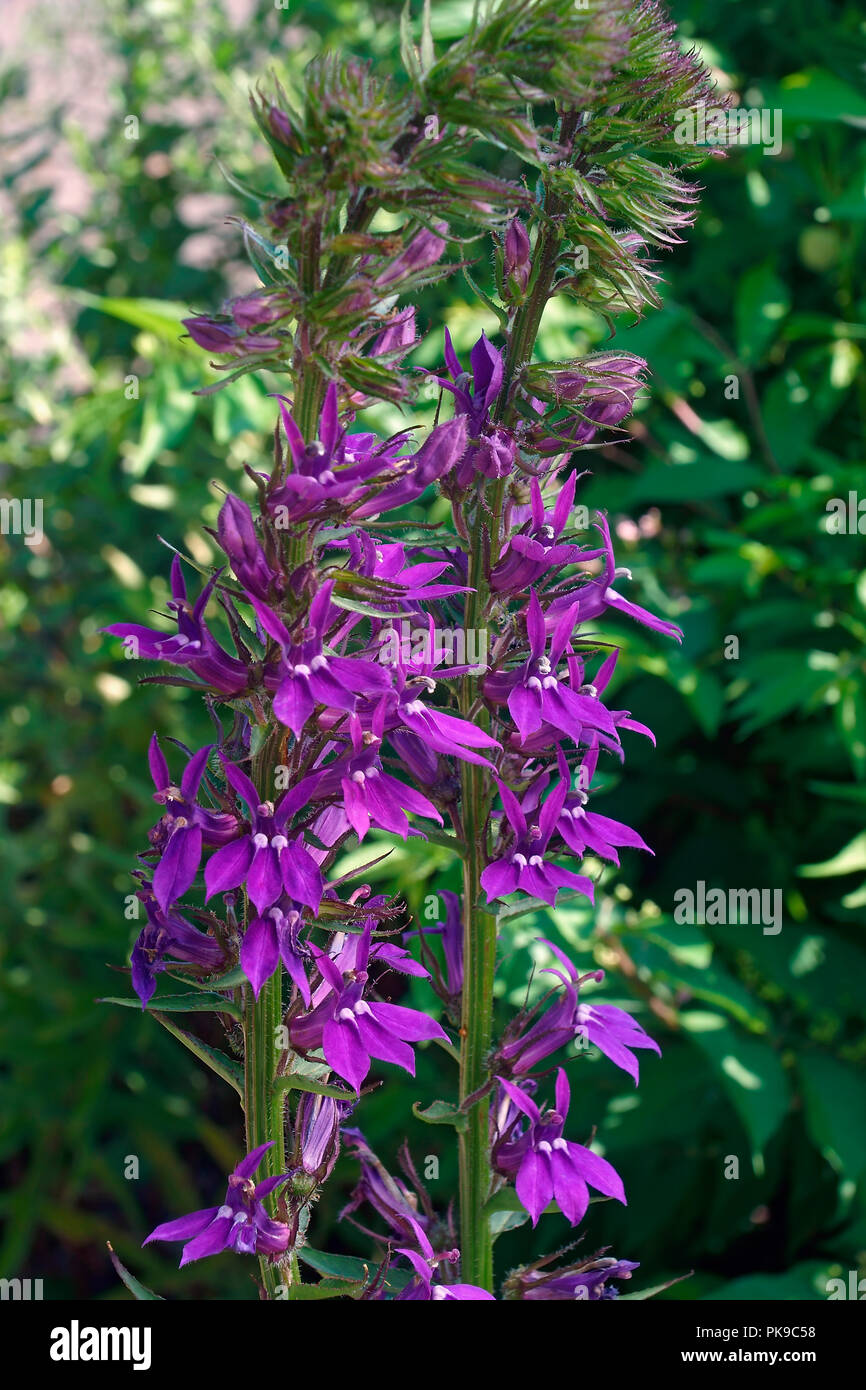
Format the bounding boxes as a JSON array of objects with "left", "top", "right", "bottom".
[
  {"left": 106, "top": 1244, "right": 164, "bottom": 1301},
  {"left": 412, "top": 1098, "right": 468, "bottom": 1132}
]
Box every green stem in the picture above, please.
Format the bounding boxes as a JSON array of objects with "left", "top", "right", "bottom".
[
  {"left": 456, "top": 121, "right": 583, "bottom": 1286},
  {"left": 457, "top": 501, "right": 496, "bottom": 1290},
  {"left": 244, "top": 972, "right": 282, "bottom": 1298}
]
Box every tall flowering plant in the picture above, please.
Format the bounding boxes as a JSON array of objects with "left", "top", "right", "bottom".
[{"left": 104, "top": 0, "right": 721, "bottom": 1300}]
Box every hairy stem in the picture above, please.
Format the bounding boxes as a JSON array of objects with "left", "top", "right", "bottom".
[{"left": 457, "top": 500, "right": 496, "bottom": 1290}]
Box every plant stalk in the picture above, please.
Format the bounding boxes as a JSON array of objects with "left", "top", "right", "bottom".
[{"left": 457, "top": 497, "right": 497, "bottom": 1290}]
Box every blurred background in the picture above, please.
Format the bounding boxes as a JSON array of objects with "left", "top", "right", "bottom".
[{"left": 1, "top": 0, "right": 864, "bottom": 1300}]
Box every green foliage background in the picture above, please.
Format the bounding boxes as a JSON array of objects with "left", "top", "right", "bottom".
[{"left": 1, "top": 0, "right": 864, "bottom": 1300}]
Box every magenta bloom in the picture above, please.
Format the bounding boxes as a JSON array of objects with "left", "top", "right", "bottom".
[
  {"left": 480, "top": 776, "right": 595, "bottom": 908},
  {"left": 289, "top": 923, "right": 448, "bottom": 1091},
  {"left": 281, "top": 710, "right": 443, "bottom": 843},
  {"left": 217, "top": 494, "right": 278, "bottom": 601},
  {"left": 240, "top": 903, "right": 311, "bottom": 1003},
  {"left": 485, "top": 590, "right": 617, "bottom": 747},
  {"left": 103, "top": 556, "right": 253, "bottom": 696},
  {"left": 542, "top": 940, "right": 661, "bottom": 1086},
  {"left": 493, "top": 1070, "right": 626, "bottom": 1227},
  {"left": 147, "top": 736, "right": 238, "bottom": 912},
  {"left": 546, "top": 514, "right": 683, "bottom": 642},
  {"left": 130, "top": 882, "right": 226, "bottom": 1008},
  {"left": 490, "top": 473, "right": 603, "bottom": 594},
  {"left": 250, "top": 583, "right": 390, "bottom": 737},
  {"left": 268, "top": 384, "right": 412, "bottom": 522},
  {"left": 204, "top": 755, "right": 323, "bottom": 914},
  {"left": 143, "top": 1141, "right": 292, "bottom": 1265},
  {"left": 395, "top": 1218, "right": 495, "bottom": 1301}
]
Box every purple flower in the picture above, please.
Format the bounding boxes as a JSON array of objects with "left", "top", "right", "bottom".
[
  {"left": 281, "top": 709, "right": 443, "bottom": 843},
  {"left": 181, "top": 316, "right": 242, "bottom": 352},
  {"left": 493, "top": 1069, "right": 626, "bottom": 1227},
  {"left": 552, "top": 748, "right": 653, "bottom": 867},
  {"left": 490, "top": 473, "right": 604, "bottom": 594},
  {"left": 540, "top": 940, "right": 661, "bottom": 1086},
  {"left": 147, "top": 736, "right": 238, "bottom": 912},
  {"left": 130, "top": 882, "right": 226, "bottom": 1008},
  {"left": 507, "top": 1251, "right": 639, "bottom": 1300},
  {"left": 351, "top": 415, "right": 468, "bottom": 519},
  {"left": 293, "top": 1093, "right": 351, "bottom": 1184},
  {"left": 395, "top": 1219, "right": 495, "bottom": 1301},
  {"left": 411, "top": 889, "right": 463, "bottom": 997},
  {"left": 503, "top": 217, "right": 531, "bottom": 292},
  {"left": 204, "top": 754, "right": 323, "bottom": 915},
  {"left": 484, "top": 590, "right": 617, "bottom": 747},
  {"left": 480, "top": 776, "right": 595, "bottom": 908},
  {"left": 182, "top": 314, "right": 281, "bottom": 356},
  {"left": 289, "top": 922, "right": 448, "bottom": 1091},
  {"left": 103, "top": 556, "right": 253, "bottom": 696},
  {"left": 250, "top": 583, "right": 391, "bottom": 737},
  {"left": 142, "top": 1141, "right": 292, "bottom": 1265},
  {"left": 495, "top": 962, "right": 581, "bottom": 1076},
  {"left": 217, "top": 494, "right": 278, "bottom": 601},
  {"left": 526, "top": 354, "right": 647, "bottom": 454},
  {"left": 374, "top": 626, "right": 500, "bottom": 768},
  {"left": 432, "top": 331, "right": 516, "bottom": 487},
  {"left": 341, "top": 1129, "right": 432, "bottom": 1249},
  {"left": 268, "top": 385, "right": 412, "bottom": 522},
  {"left": 240, "top": 903, "right": 311, "bottom": 1002},
  {"left": 374, "top": 225, "right": 447, "bottom": 288},
  {"left": 546, "top": 514, "right": 682, "bottom": 642}
]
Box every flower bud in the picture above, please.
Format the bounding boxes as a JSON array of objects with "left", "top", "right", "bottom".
[{"left": 504, "top": 217, "right": 531, "bottom": 292}]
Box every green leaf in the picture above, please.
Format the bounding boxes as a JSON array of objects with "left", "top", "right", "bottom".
[
  {"left": 107, "top": 1244, "right": 164, "bottom": 1301},
  {"left": 412, "top": 1098, "right": 468, "bottom": 1131},
  {"left": 771, "top": 68, "right": 866, "bottom": 125},
  {"left": 489, "top": 1208, "right": 530, "bottom": 1239},
  {"left": 798, "top": 1053, "right": 866, "bottom": 1182},
  {"left": 100, "top": 992, "right": 242, "bottom": 1020},
  {"left": 329, "top": 592, "right": 405, "bottom": 620},
  {"left": 275, "top": 1075, "right": 359, "bottom": 1102},
  {"left": 297, "top": 1248, "right": 372, "bottom": 1282},
  {"left": 149, "top": 1012, "right": 244, "bottom": 1097},
  {"left": 619, "top": 1273, "right": 691, "bottom": 1300},
  {"left": 67, "top": 291, "right": 197, "bottom": 347},
  {"left": 287, "top": 1278, "right": 366, "bottom": 1300},
  {"left": 735, "top": 263, "right": 791, "bottom": 363},
  {"left": 682, "top": 1015, "right": 790, "bottom": 1159},
  {"left": 799, "top": 832, "right": 866, "bottom": 878}
]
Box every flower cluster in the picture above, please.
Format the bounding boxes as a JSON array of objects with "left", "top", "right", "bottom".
[{"left": 105, "top": 0, "right": 716, "bottom": 1302}]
